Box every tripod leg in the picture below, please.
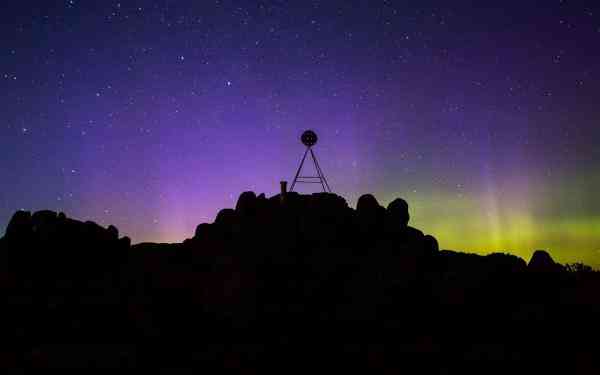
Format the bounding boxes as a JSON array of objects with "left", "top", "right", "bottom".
[
  {"left": 310, "top": 148, "right": 331, "bottom": 192},
  {"left": 290, "top": 147, "right": 310, "bottom": 192}
]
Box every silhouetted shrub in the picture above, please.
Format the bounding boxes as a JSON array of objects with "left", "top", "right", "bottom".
[{"left": 565, "top": 262, "right": 594, "bottom": 273}]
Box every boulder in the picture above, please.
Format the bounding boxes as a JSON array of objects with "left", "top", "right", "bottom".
[
  {"left": 84, "top": 220, "right": 107, "bottom": 241},
  {"left": 235, "top": 191, "right": 258, "bottom": 217},
  {"left": 119, "top": 236, "right": 131, "bottom": 248},
  {"left": 528, "top": 250, "right": 561, "bottom": 272},
  {"left": 194, "top": 223, "right": 212, "bottom": 239},
  {"left": 387, "top": 198, "right": 410, "bottom": 228},
  {"left": 423, "top": 234, "right": 439, "bottom": 254},
  {"left": 356, "top": 194, "right": 381, "bottom": 214},
  {"left": 215, "top": 209, "right": 237, "bottom": 227},
  {"left": 402, "top": 226, "right": 425, "bottom": 250},
  {"left": 356, "top": 194, "right": 385, "bottom": 226},
  {"left": 5, "top": 210, "right": 33, "bottom": 240},
  {"left": 107, "top": 225, "right": 119, "bottom": 240},
  {"left": 31, "top": 210, "right": 58, "bottom": 232},
  {"left": 31, "top": 210, "right": 60, "bottom": 241}
]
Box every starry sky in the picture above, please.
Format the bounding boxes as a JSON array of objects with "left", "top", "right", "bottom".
[{"left": 1, "top": 1, "right": 600, "bottom": 266}]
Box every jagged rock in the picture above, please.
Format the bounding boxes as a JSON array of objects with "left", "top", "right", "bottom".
[
  {"left": 5, "top": 210, "right": 32, "bottom": 240},
  {"left": 0, "top": 190, "right": 586, "bottom": 372},
  {"left": 528, "top": 250, "right": 561, "bottom": 272}
]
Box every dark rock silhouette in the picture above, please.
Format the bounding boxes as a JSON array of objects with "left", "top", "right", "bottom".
[
  {"left": 194, "top": 222, "right": 211, "bottom": 239},
  {"left": 356, "top": 194, "right": 385, "bottom": 240},
  {"left": 0, "top": 192, "right": 598, "bottom": 372},
  {"left": 386, "top": 197, "right": 410, "bottom": 227},
  {"left": 235, "top": 190, "right": 258, "bottom": 216},
  {"left": 357, "top": 193, "right": 381, "bottom": 212},
  {"left": 528, "top": 249, "right": 563, "bottom": 272},
  {"left": 423, "top": 234, "right": 439, "bottom": 255},
  {"left": 5, "top": 210, "right": 33, "bottom": 240},
  {"left": 107, "top": 225, "right": 119, "bottom": 240}
]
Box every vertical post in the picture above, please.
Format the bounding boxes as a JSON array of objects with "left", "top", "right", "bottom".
[{"left": 280, "top": 180, "right": 287, "bottom": 204}]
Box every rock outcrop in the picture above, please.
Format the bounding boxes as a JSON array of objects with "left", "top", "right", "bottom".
[
  {"left": 0, "top": 191, "right": 585, "bottom": 372},
  {"left": 528, "top": 249, "right": 563, "bottom": 272}
]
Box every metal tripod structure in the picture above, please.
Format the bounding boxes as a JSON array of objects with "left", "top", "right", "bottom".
[{"left": 290, "top": 146, "right": 331, "bottom": 193}]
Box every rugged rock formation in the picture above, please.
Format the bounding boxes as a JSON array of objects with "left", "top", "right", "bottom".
[
  {"left": 4, "top": 209, "right": 129, "bottom": 248},
  {"left": 528, "top": 249, "right": 563, "bottom": 272},
  {"left": 0, "top": 191, "right": 593, "bottom": 372}
]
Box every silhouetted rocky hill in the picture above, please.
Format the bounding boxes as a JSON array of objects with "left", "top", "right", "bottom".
[{"left": 1, "top": 192, "right": 599, "bottom": 372}]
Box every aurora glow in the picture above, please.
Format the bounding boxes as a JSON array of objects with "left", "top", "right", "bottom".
[{"left": 1, "top": 1, "right": 599, "bottom": 266}]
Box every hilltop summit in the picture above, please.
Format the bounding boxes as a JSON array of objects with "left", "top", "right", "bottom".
[
  {"left": 1, "top": 191, "right": 595, "bottom": 372},
  {"left": 185, "top": 191, "right": 438, "bottom": 260}
]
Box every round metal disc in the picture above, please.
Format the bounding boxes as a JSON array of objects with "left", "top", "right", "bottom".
[{"left": 301, "top": 130, "right": 318, "bottom": 147}]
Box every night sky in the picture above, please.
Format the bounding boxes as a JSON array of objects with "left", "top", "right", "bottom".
[{"left": 2, "top": 1, "right": 599, "bottom": 266}]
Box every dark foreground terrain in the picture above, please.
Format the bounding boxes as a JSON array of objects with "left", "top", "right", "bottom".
[{"left": 1, "top": 191, "right": 599, "bottom": 372}]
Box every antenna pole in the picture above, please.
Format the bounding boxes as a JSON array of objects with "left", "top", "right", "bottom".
[{"left": 310, "top": 148, "right": 331, "bottom": 192}]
